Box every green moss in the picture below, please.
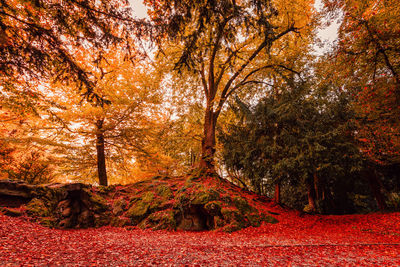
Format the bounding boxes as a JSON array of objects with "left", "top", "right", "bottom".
[
  {"left": 38, "top": 217, "right": 57, "bottom": 228},
  {"left": 233, "top": 197, "right": 256, "bottom": 214},
  {"left": 88, "top": 191, "right": 109, "bottom": 212},
  {"left": 142, "top": 191, "right": 155, "bottom": 203},
  {"left": 222, "top": 221, "right": 241, "bottom": 233},
  {"left": 156, "top": 185, "right": 173, "bottom": 199},
  {"left": 192, "top": 189, "right": 219, "bottom": 205},
  {"left": 0, "top": 207, "right": 23, "bottom": 217},
  {"left": 221, "top": 207, "right": 243, "bottom": 223},
  {"left": 247, "top": 213, "right": 262, "bottom": 227},
  {"left": 94, "top": 213, "right": 112, "bottom": 227},
  {"left": 110, "top": 216, "right": 130, "bottom": 227},
  {"left": 26, "top": 198, "right": 50, "bottom": 217},
  {"left": 139, "top": 209, "right": 176, "bottom": 230},
  {"left": 214, "top": 216, "right": 225, "bottom": 227},
  {"left": 96, "top": 185, "right": 116, "bottom": 195},
  {"left": 261, "top": 214, "right": 279, "bottom": 224},
  {"left": 127, "top": 201, "right": 150, "bottom": 219}
]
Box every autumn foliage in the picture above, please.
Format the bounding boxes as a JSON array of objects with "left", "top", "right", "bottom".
[{"left": 0, "top": 0, "right": 400, "bottom": 264}]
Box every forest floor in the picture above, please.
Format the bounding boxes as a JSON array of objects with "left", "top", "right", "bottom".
[{"left": 1, "top": 210, "right": 399, "bottom": 266}]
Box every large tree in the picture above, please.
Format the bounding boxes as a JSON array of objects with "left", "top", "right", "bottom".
[
  {"left": 323, "top": 0, "right": 400, "bottom": 165},
  {"left": 146, "top": 0, "right": 316, "bottom": 170},
  {"left": 220, "top": 79, "right": 364, "bottom": 213},
  {"left": 0, "top": 0, "right": 138, "bottom": 102}
]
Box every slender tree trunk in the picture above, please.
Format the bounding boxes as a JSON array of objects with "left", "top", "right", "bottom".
[
  {"left": 274, "top": 182, "right": 281, "bottom": 204},
  {"left": 313, "top": 172, "right": 320, "bottom": 200},
  {"left": 307, "top": 181, "right": 316, "bottom": 213},
  {"left": 200, "top": 106, "right": 217, "bottom": 171},
  {"left": 96, "top": 119, "right": 108, "bottom": 186},
  {"left": 366, "top": 169, "right": 387, "bottom": 210}
]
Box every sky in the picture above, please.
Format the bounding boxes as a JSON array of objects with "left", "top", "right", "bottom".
[{"left": 128, "top": 0, "right": 148, "bottom": 19}]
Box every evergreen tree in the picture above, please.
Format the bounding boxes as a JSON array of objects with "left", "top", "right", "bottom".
[{"left": 220, "top": 79, "right": 363, "bottom": 213}]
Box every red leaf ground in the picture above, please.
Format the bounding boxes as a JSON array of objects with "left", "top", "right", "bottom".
[{"left": 1, "top": 211, "right": 399, "bottom": 266}]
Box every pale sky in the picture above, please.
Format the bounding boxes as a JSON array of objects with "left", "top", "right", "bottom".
[{"left": 128, "top": 0, "right": 148, "bottom": 19}]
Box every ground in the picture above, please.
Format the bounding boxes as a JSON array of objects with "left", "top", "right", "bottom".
[{"left": 1, "top": 210, "right": 399, "bottom": 265}]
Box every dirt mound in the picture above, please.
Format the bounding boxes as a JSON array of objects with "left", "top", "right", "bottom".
[{"left": 0, "top": 174, "right": 280, "bottom": 232}]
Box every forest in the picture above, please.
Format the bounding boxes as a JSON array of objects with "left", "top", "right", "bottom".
[{"left": 0, "top": 0, "right": 400, "bottom": 265}]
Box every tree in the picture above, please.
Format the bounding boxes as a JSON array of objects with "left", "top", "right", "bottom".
[
  {"left": 323, "top": 0, "right": 400, "bottom": 165},
  {"left": 146, "top": 0, "right": 315, "bottom": 170},
  {"left": 0, "top": 0, "right": 139, "bottom": 102},
  {"left": 43, "top": 50, "right": 162, "bottom": 186},
  {"left": 220, "top": 79, "right": 363, "bottom": 213}
]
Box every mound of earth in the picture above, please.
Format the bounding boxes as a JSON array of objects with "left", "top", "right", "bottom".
[{"left": 0, "top": 174, "right": 280, "bottom": 232}]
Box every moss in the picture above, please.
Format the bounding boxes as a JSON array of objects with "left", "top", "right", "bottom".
[
  {"left": 141, "top": 191, "right": 155, "bottom": 203},
  {"left": 0, "top": 207, "right": 23, "bottom": 217},
  {"left": 139, "top": 209, "right": 176, "bottom": 230},
  {"left": 96, "top": 185, "right": 116, "bottom": 195},
  {"left": 88, "top": 191, "right": 109, "bottom": 213},
  {"left": 222, "top": 221, "right": 241, "bottom": 233},
  {"left": 156, "top": 185, "right": 173, "bottom": 199},
  {"left": 126, "top": 201, "right": 150, "bottom": 220},
  {"left": 214, "top": 216, "right": 225, "bottom": 227},
  {"left": 221, "top": 207, "right": 243, "bottom": 223},
  {"left": 191, "top": 189, "right": 219, "bottom": 205},
  {"left": 247, "top": 213, "right": 262, "bottom": 227},
  {"left": 38, "top": 217, "right": 57, "bottom": 228},
  {"left": 110, "top": 216, "right": 130, "bottom": 227},
  {"left": 94, "top": 213, "right": 112, "bottom": 227},
  {"left": 233, "top": 196, "right": 256, "bottom": 214},
  {"left": 261, "top": 214, "right": 279, "bottom": 224},
  {"left": 26, "top": 198, "right": 50, "bottom": 217}
]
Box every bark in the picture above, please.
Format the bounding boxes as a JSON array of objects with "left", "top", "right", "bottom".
[
  {"left": 200, "top": 106, "right": 217, "bottom": 171},
  {"left": 96, "top": 119, "right": 108, "bottom": 186},
  {"left": 313, "top": 173, "right": 320, "bottom": 200},
  {"left": 366, "top": 169, "right": 387, "bottom": 210},
  {"left": 274, "top": 182, "right": 281, "bottom": 204},
  {"left": 307, "top": 181, "right": 316, "bottom": 213}
]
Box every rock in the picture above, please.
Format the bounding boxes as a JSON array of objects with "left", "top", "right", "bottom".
[
  {"left": 0, "top": 207, "right": 23, "bottom": 217},
  {"left": 0, "top": 179, "right": 33, "bottom": 199},
  {"left": 176, "top": 205, "right": 209, "bottom": 231},
  {"left": 204, "top": 201, "right": 222, "bottom": 216},
  {"left": 57, "top": 199, "right": 71, "bottom": 210},
  {"left": 261, "top": 214, "right": 279, "bottom": 224},
  {"left": 26, "top": 198, "right": 50, "bottom": 217},
  {"left": 77, "top": 209, "right": 93, "bottom": 228},
  {"left": 110, "top": 216, "right": 131, "bottom": 227},
  {"left": 59, "top": 218, "right": 72, "bottom": 228},
  {"left": 112, "top": 198, "right": 127, "bottom": 216},
  {"left": 139, "top": 209, "right": 176, "bottom": 230},
  {"left": 62, "top": 207, "right": 72, "bottom": 217},
  {"left": 233, "top": 196, "right": 256, "bottom": 214},
  {"left": 155, "top": 185, "right": 173, "bottom": 199}
]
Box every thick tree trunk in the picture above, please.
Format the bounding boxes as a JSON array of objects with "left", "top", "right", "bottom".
[
  {"left": 366, "top": 169, "right": 387, "bottom": 210},
  {"left": 200, "top": 106, "right": 217, "bottom": 171},
  {"left": 274, "top": 182, "right": 281, "bottom": 204},
  {"left": 96, "top": 119, "right": 108, "bottom": 186}
]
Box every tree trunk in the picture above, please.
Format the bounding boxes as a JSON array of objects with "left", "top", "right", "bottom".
[
  {"left": 200, "top": 106, "right": 217, "bottom": 171},
  {"left": 96, "top": 119, "right": 108, "bottom": 186},
  {"left": 313, "top": 172, "right": 320, "bottom": 200},
  {"left": 366, "top": 169, "right": 387, "bottom": 210},
  {"left": 274, "top": 182, "right": 281, "bottom": 204},
  {"left": 307, "top": 181, "right": 316, "bottom": 213}
]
